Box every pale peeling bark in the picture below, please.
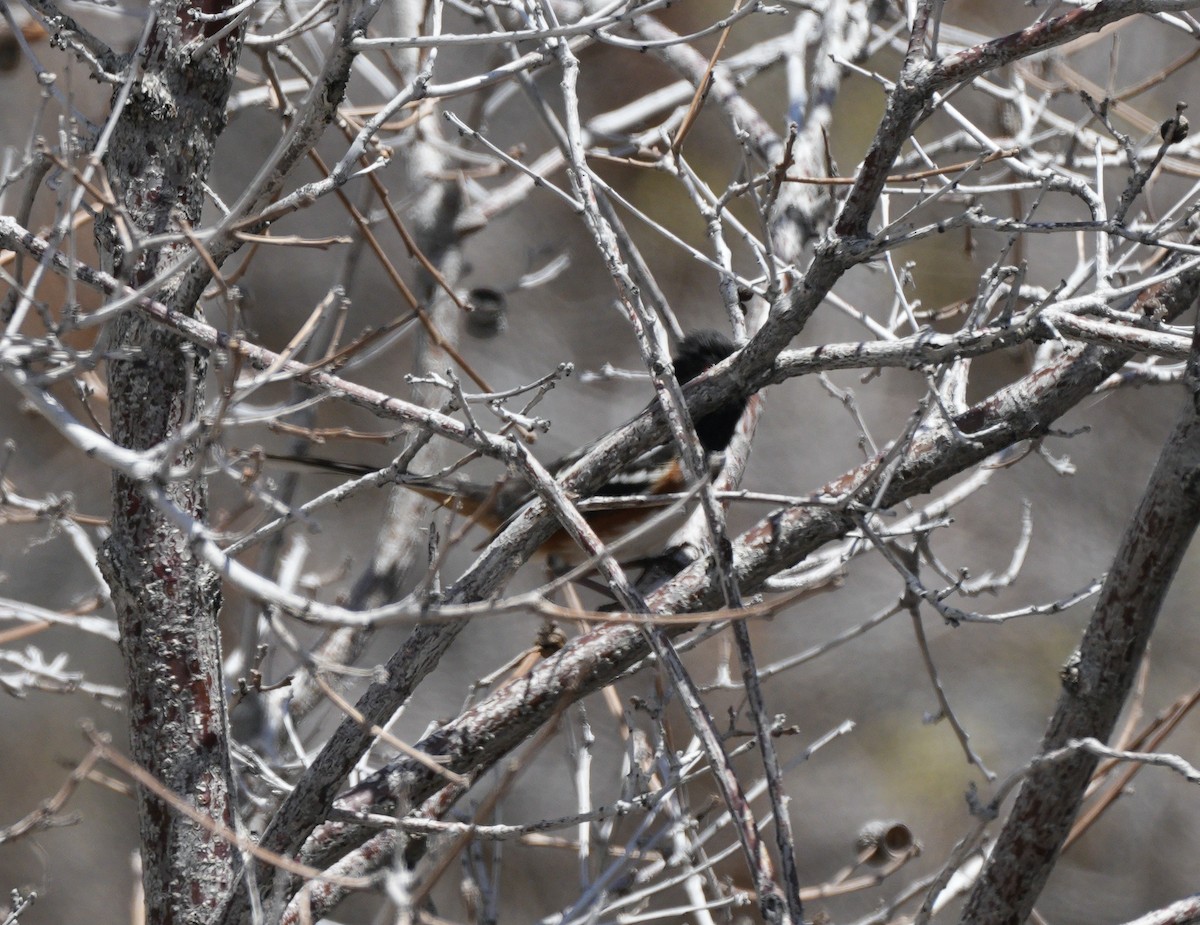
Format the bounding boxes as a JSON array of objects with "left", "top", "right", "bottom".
[{"left": 94, "top": 3, "right": 246, "bottom": 922}]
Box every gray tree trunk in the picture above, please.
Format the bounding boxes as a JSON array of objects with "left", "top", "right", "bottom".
[{"left": 95, "top": 4, "right": 246, "bottom": 922}]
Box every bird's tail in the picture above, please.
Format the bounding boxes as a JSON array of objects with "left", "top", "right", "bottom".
[{"left": 261, "top": 452, "right": 503, "bottom": 521}]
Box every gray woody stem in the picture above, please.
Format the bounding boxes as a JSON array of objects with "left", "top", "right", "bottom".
[
  {"left": 960, "top": 336, "right": 1200, "bottom": 922},
  {"left": 93, "top": 2, "right": 246, "bottom": 922}
]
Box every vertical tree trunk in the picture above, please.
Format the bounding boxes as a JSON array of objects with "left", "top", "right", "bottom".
[
  {"left": 960, "top": 328, "right": 1200, "bottom": 925},
  {"left": 95, "top": 3, "right": 245, "bottom": 922}
]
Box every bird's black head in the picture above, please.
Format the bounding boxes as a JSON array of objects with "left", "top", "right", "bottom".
[
  {"left": 671, "top": 330, "right": 746, "bottom": 453},
  {"left": 673, "top": 330, "right": 736, "bottom": 383}
]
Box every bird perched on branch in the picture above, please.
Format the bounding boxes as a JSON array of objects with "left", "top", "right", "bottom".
[{"left": 265, "top": 329, "right": 747, "bottom": 564}]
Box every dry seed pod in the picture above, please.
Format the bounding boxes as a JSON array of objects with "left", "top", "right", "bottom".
[
  {"left": 466, "top": 287, "right": 507, "bottom": 338},
  {"left": 1161, "top": 103, "right": 1190, "bottom": 145},
  {"left": 1161, "top": 116, "right": 1190, "bottom": 145},
  {"left": 855, "top": 820, "right": 916, "bottom": 866}
]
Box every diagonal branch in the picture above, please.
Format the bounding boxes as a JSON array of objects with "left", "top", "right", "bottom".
[{"left": 291, "top": 254, "right": 1200, "bottom": 916}]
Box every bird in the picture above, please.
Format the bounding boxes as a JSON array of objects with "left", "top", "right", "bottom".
[{"left": 265, "top": 330, "right": 747, "bottom": 564}]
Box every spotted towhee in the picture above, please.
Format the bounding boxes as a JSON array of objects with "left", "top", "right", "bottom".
[{"left": 266, "top": 330, "right": 746, "bottom": 563}]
